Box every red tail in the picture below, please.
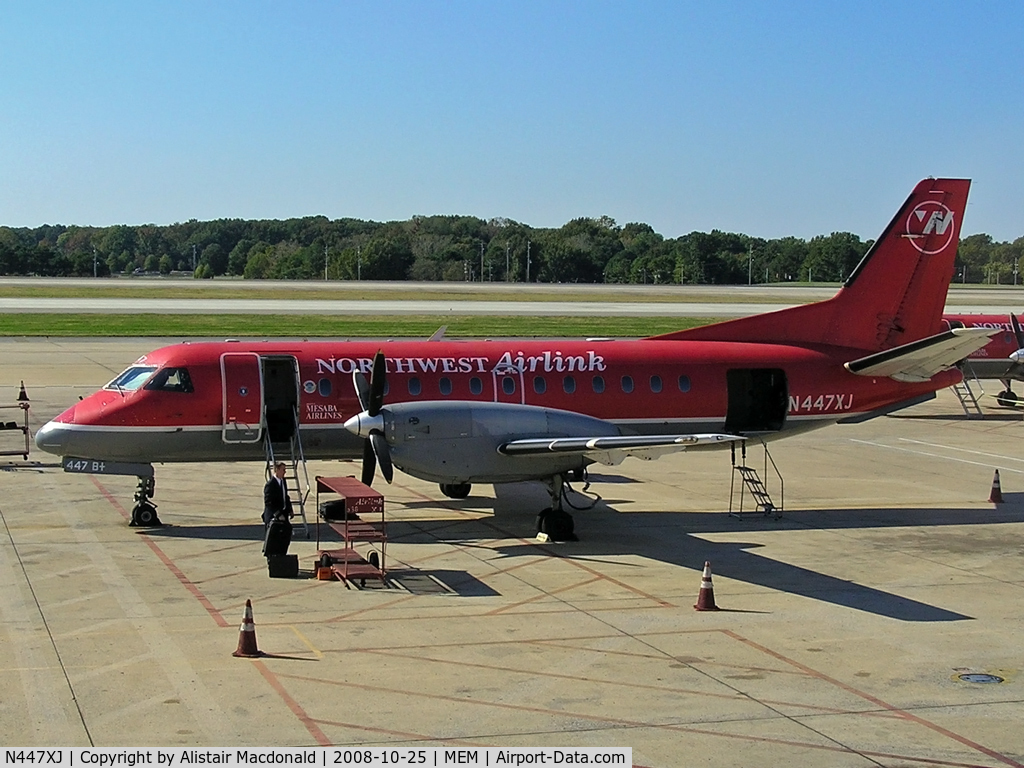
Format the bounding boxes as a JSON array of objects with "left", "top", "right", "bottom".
[{"left": 653, "top": 178, "right": 971, "bottom": 353}]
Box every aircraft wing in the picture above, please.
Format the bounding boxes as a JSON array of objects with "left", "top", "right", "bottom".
[
  {"left": 498, "top": 433, "right": 744, "bottom": 466},
  {"left": 844, "top": 327, "right": 997, "bottom": 383}
]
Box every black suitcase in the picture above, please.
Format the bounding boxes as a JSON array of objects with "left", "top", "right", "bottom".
[
  {"left": 268, "top": 554, "right": 299, "bottom": 578},
  {"left": 263, "top": 517, "right": 293, "bottom": 556}
]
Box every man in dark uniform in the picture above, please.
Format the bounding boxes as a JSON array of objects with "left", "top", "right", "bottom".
[{"left": 263, "top": 462, "right": 293, "bottom": 527}]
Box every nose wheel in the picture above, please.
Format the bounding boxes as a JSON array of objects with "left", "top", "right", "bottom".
[{"left": 129, "top": 476, "right": 162, "bottom": 527}]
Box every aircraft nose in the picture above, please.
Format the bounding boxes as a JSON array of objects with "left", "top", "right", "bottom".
[{"left": 34, "top": 419, "right": 68, "bottom": 456}]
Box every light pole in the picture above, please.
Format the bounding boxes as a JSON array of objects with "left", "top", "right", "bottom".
[{"left": 526, "top": 241, "right": 531, "bottom": 283}]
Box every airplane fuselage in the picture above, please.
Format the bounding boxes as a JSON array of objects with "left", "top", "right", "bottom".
[{"left": 36, "top": 337, "right": 957, "bottom": 466}]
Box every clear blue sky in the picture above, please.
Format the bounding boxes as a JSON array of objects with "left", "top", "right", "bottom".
[{"left": 2, "top": 1, "right": 1021, "bottom": 241}]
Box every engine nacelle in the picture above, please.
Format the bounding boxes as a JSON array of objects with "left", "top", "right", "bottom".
[{"left": 380, "top": 400, "right": 617, "bottom": 484}]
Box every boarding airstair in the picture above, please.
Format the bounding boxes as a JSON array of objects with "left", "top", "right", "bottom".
[
  {"left": 729, "top": 440, "right": 783, "bottom": 519},
  {"left": 952, "top": 363, "right": 984, "bottom": 418},
  {"left": 264, "top": 404, "right": 310, "bottom": 537}
]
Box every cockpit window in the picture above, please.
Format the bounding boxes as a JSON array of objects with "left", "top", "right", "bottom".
[
  {"left": 106, "top": 366, "right": 157, "bottom": 392},
  {"left": 145, "top": 367, "right": 194, "bottom": 393}
]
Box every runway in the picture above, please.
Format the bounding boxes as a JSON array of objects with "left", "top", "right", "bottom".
[{"left": 1, "top": 338, "right": 1023, "bottom": 764}]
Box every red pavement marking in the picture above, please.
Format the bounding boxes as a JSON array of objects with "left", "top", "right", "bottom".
[
  {"left": 90, "top": 475, "right": 229, "bottom": 627},
  {"left": 252, "top": 659, "right": 331, "bottom": 746},
  {"left": 724, "top": 630, "right": 1024, "bottom": 768},
  {"left": 90, "top": 475, "right": 330, "bottom": 746}
]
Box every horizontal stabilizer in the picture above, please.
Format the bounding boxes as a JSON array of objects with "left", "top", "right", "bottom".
[
  {"left": 845, "top": 327, "right": 996, "bottom": 382},
  {"left": 499, "top": 433, "right": 744, "bottom": 466}
]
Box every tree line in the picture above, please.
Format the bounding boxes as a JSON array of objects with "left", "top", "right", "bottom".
[{"left": 1, "top": 215, "right": 1022, "bottom": 285}]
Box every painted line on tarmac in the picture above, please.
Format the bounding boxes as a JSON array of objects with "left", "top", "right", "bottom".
[
  {"left": 725, "top": 630, "right": 1024, "bottom": 768},
  {"left": 89, "top": 475, "right": 335, "bottom": 747},
  {"left": 897, "top": 438, "right": 1024, "bottom": 465},
  {"left": 850, "top": 439, "right": 1024, "bottom": 474}
]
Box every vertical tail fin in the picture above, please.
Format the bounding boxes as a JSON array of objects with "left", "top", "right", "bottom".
[{"left": 653, "top": 178, "right": 971, "bottom": 352}]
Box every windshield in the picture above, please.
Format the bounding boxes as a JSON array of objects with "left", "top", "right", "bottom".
[{"left": 105, "top": 366, "right": 157, "bottom": 392}]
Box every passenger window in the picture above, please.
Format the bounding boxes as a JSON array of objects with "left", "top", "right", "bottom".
[
  {"left": 592, "top": 376, "right": 605, "bottom": 393},
  {"left": 318, "top": 378, "right": 332, "bottom": 397},
  {"left": 533, "top": 376, "right": 546, "bottom": 394},
  {"left": 470, "top": 377, "right": 483, "bottom": 395},
  {"left": 621, "top": 375, "right": 633, "bottom": 394},
  {"left": 144, "top": 367, "right": 193, "bottom": 393},
  {"left": 383, "top": 381, "right": 390, "bottom": 397},
  {"left": 678, "top": 375, "right": 691, "bottom": 393},
  {"left": 408, "top": 377, "right": 422, "bottom": 396},
  {"left": 439, "top": 377, "right": 452, "bottom": 396},
  {"left": 502, "top": 376, "right": 516, "bottom": 395},
  {"left": 650, "top": 375, "right": 662, "bottom": 393},
  {"left": 563, "top": 375, "right": 576, "bottom": 394}
]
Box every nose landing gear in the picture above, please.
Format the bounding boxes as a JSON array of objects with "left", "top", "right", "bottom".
[{"left": 130, "top": 475, "right": 162, "bottom": 527}]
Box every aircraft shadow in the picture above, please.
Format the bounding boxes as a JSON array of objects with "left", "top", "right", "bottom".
[
  {"left": 423, "top": 484, "right": 1024, "bottom": 622},
  {"left": 139, "top": 486, "right": 1024, "bottom": 622}
]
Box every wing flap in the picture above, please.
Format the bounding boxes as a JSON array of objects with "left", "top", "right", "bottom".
[
  {"left": 499, "top": 433, "right": 744, "bottom": 465},
  {"left": 844, "top": 327, "right": 996, "bottom": 382}
]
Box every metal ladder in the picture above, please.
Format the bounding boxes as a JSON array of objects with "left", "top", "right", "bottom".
[
  {"left": 264, "top": 405, "right": 310, "bottom": 537},
  {"left": 952, "top": 363, "right": 984, "bottom": 418},
  {"left": 729, "top": 440, "right": 783, "bottom": 519}
]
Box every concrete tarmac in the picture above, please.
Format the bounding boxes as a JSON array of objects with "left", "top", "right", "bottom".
[{"left": 2, "top": 338, "right": 1023, "bottom": 766}]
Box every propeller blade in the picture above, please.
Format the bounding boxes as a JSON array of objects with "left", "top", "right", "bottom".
[
  {"left": 369, "top": 430, "right": 393, "bottom": 484},
  {"left": 368, "top": 350, "right": 386, "bottom": 417},
  {"left": 360, "top": 437, "right": 376, "bottom": 486},
  {"left": 353, "top": 371, "right": 371, "bottom": 412}
]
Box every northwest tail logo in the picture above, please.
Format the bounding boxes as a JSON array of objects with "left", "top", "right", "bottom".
[{"left": 905, "top": 201, "right": 956, "bottom": 254}]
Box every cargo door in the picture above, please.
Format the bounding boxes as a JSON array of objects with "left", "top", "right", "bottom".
[
  {"left": 221, "top": 352, "right": 264, "bottom": 443},
  {"left": 724, "top": 368, "right": 788, "bottom": 435}
]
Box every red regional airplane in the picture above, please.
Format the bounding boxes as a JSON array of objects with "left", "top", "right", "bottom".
[
  {"left": 942, "top": 312, "right": 1024, "bottom": 405},
  {"left": 35, "top": 178, "right": 994, "bottom": 530}
]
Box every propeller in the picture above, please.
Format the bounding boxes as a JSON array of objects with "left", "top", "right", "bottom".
[
  {"left": 346, "top": 350, "right": 394, "bottom": 486},
  {"left": 1008, "top": 313, "right": 1024, "bottom": 366}
]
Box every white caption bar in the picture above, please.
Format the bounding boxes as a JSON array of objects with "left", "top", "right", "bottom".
[{"left": 1, "top": 748, "right": 632, "bottom": 768}]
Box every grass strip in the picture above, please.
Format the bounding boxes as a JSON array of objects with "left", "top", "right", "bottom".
[{"left": 0, "top": 314, "right": 721, "bottom": 338}]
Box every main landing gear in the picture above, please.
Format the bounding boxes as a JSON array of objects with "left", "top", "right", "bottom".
[
  {"left": 130, "top": 475, "right": 162, "bottom": 527},
  {"left": 995, "top": 382, "right": 1020, "bottom": 407},
  {"left": 439, "top": 482, "right": 471, "bottom": 499},
  {"left": 536, "top": 472, "right": 599, "bottom": 542}
]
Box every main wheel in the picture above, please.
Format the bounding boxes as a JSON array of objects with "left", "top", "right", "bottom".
[
  {"left": 449, "top": 483, "right": 471, "bottom": 498},
  {"left": 440, "top": 483, "right": 471, "bottom": 499},
  {"left": 996, "top": 390, "right": 1019, "bottom": 407}
]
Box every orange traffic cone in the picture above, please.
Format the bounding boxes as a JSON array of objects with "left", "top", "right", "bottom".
[
  {"left": 693, "top": 561, "right": 720, "bottom": 611},
  {"left": 232, "top": 599, "right": 265, "bottom": 658},
  {"left": 989, "top": 470, "right": 1004, "bottom": 504},
  {"left": 17, "top": 381, "right": 29, "bottom": 402}
]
